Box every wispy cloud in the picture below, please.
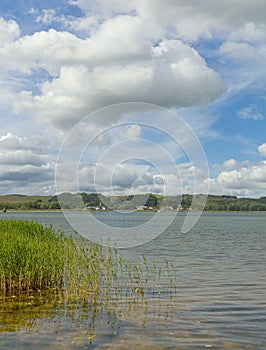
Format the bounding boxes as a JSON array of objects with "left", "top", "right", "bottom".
[{"left": 237, "top": 105, "right": 263, "bottom": 121}]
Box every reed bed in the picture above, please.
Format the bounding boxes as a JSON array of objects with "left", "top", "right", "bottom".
[{"left": 0, "top": 219, "right": 176, "bottom": 303}]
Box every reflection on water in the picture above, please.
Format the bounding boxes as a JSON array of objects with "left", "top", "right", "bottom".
[
  {"left": 0, "top": 290, "right": 172, "bottom": 349},
  {"left": 0, "top": 212, "right": 266, "bottom": 349}
]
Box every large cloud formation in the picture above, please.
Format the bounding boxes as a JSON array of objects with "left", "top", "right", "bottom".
[
  {"left": 206, "top": 144, "right": 266, "bottom": 197},
  {"left": 207, "top": 161, "right": 266, "bottom": 197},
  {"left": 0, "top": 1, "right": 266, "bottom": 196},
  {"left": 1, "top": 0, "right": 266, "bottom": 129},
  {"left": 0, "top": 20, "right": 225, "bottom": 128}
]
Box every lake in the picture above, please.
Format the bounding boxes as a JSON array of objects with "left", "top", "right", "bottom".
[{"left": 0, "top": 211, "right": 266, "bottom": 349}]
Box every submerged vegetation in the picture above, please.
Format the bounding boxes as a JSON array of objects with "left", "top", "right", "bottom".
[{"left": 0, "top": 219, "right": 175, "bottom": 302}]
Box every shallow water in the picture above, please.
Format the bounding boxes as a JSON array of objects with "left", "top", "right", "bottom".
[{"left": 0, "top": 211, "right": 266, "bottom": 349}]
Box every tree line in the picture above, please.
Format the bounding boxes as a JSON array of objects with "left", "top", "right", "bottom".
[{"left": 1, "top": 193, "right": 266, "bottom": 211}]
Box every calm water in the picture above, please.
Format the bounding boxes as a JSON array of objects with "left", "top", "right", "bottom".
[{"left": 0, "top": 211, "right": 266, "bottom": 349}]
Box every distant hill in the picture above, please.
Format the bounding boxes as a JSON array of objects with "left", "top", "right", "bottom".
[
  {"left": 0, "top": 194, "right": 60, "bottom": 210},
  {"left": 1, "top": 193, "right": 266, "bottom": 211}
]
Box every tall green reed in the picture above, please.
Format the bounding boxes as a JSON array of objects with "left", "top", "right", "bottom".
[{"left": 0, "top": 219, "right": 176, "bottom": 304}]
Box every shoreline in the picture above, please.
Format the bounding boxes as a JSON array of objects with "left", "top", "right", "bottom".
[{"left": 1, "top": 209, "right": 266, "bottom": 213}]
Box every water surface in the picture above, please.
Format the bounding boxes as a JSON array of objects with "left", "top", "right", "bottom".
[{"left": 0, "top": 211, "right": 265, "bottom": 349}]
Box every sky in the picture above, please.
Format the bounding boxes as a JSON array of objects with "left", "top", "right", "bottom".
[{"left": 0, "top": 0, "right": 266, "bottom": 198}]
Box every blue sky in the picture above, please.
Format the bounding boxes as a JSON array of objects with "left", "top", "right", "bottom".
[{"left": 0, "top": 0, "right": 266, "bottom": 197}]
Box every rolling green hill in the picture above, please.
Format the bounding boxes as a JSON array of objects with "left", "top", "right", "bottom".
[
  {"left": 1, "top": 193, "right": 266, "bottom": 211},
  {"left": 0, "top": 194, "right": 60, "bottom": 210}
]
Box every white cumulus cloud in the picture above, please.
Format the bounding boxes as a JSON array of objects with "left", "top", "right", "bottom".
[
  {"left": 258, "top": 143, "right": 266, "bottom": 157},
  {"left": 10, "top": 35, "right": 225, "bottom": 128},
  {"left": 0, "top": 17, "right": 20, "bottom": 48},
  {"left": 207, "top": 160, "right": 266, "bottom": 197}
]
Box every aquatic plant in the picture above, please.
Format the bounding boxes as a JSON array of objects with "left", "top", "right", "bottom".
[
  {"left": 0, "top": 220, "right": 65, "bottom": 293},
  {"left": 0, "top": 219, "right": 176, "bottom": 308}
]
